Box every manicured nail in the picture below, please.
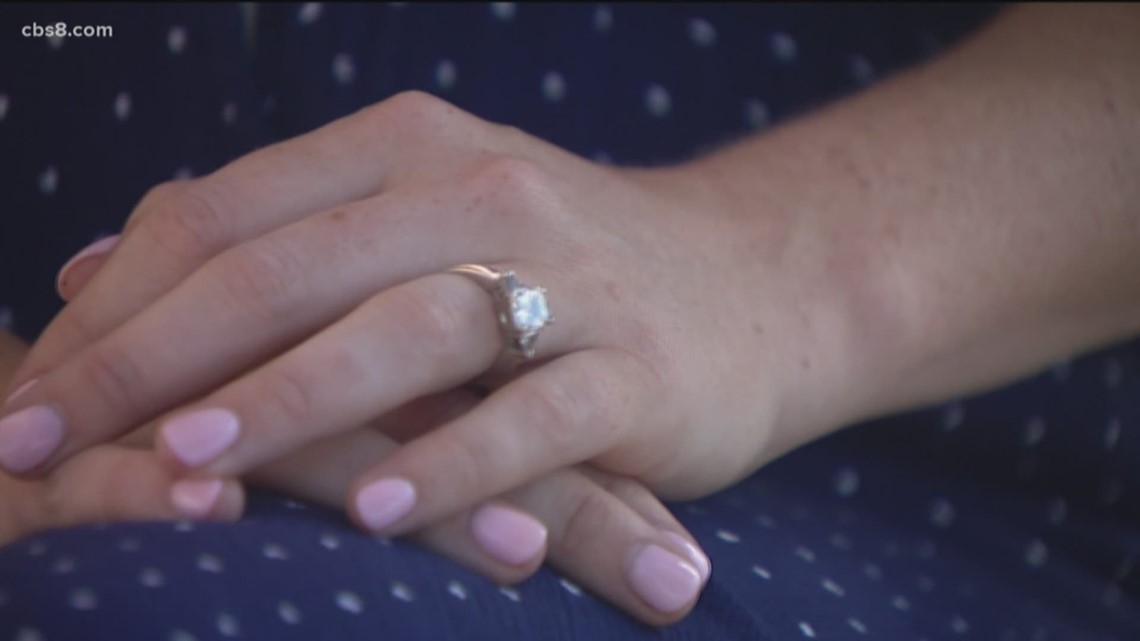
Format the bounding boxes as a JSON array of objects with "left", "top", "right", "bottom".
[
  {"left": 628, "top": 543, "right": 702, "bottom": 614},
  {"left": 3, "top": 378, "right": 38, "bottom": 408},
  {"left": 663, "top": 531, "right": 712, "bottom": 582},
  {"left": 56, "top": 235, "right": 120, "bottom": 291},
  {"left": 471, "top": 503, "right": 548, "bottom": 566},
  {"left": 355, "top": 478, "right": 416, "bottom": 532},
  {"left": 0, "top": 405, "right": 64, "bottom": 474},
  {"left": 170, "top": 479, "right": 224, "bottom": 518},
  {"left": 161, "top": 409, "right": 240, "bottom": 468}
]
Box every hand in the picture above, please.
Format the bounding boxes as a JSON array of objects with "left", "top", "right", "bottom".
[{"left": 1, "top": 90, "right": 850, "bottom": 567}]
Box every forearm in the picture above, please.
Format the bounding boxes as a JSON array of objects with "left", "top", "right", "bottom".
[{"left": 689, "top": 4, "right": 1140, "bottom": 442}]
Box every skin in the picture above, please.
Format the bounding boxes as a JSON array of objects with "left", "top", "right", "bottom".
[{"left": 1, "top": 1, "right": 1139, "bottom": 627}]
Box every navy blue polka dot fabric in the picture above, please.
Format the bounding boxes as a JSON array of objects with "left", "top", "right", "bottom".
[{"left": 1, "top": 4, "right": 1137, "bottom": 640}]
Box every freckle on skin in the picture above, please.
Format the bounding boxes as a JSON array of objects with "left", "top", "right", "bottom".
[
  {"left": 800, "top": 357, "right": 812, "bottom": 371},
  {"left": 330, "top": 210, "right": 348, "bottom": 223},
  {"left": 605, "top": 281, "right": 620, "bottom": 302},
  {"left": 751, "top": 322, "right": 764, "bottom": 336}
]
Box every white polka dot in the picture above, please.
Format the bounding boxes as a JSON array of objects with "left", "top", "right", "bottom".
[
  {"left": 541, "top": 71, "right": 567, "bottom": 103},
  {"left": 113, "top": 91, "right": 132, "bottom": 121},
  {"left": 891, "top": 595, "right": 911, "bottom": 611},
  {"left": 47, "top": 34, "right": 64, "bottom": 50},
  {"left": 174, "top": 520, "right": 195, "bottom": 532},
  {"left": 500, "top": 587, "right": 521, "bottom": 602},
  {"left": 222, "top": 102, "right": 238, "bottom": 126},
  {"left": 941, "top": 402, "right": 965, "bottom": 431},
  {"left": 929, "top": 498, "right": 956, "bottom": 527},
  {"left": 848, "top": 617, "right": 868, "bottom": 635},
  {"left": 559, "top": 577, "right": 582, "bottom": 596},
  {"left": 645, "top": 84, "right": 671, "bottom": 117},
  {"left": 1025, "top": 539, "right": 1048, "bottom": 568},
  {"left": 320, "top": 533, "right": 341, "bottom": 550},
  {"left": 755, "top": 513, "right": 777, "bottom": 529},
  {"left": 139, "top": 567, "right": 166, "bottom": 587},
  {"left": 448, "top": 580, "right": 468, "bottom": 600},
  {"left": 0, "top": 307, "right": 12, "bottom": 330},
  {"left": 336, "top": 590, "right": 364, "bottom": 614},
  {"left": 1104, "top": 416, "right": 1122, "bottom": 450},
  {"left": 216, "top": 612, "right": 240, "bottom": 637},
  {"left": 38, "top": 165, "right": 58, "bottom": 195},
  {"left": 770, "top": 32, "right": 798, "bottom": 62},
  {"left": 14, "top": 629, "right": 44, "bottom": 641},
  {"left": 332, "top": 53, "right": 356, "bottom": 85},
  {"left": 436, "top": 59, "right": 457, "bottom": 91},
  {"left": 684, "top": 504, "right": 708, "bottom": 516},
  {"left": 688, "top": 18, "right": 717, "bottom": 47},
  {"left": 389, "top": 2, "right": 408, "bottom": 8},
  {"left": 864, "top": 562, "right": 883, "bottom": 580},
  {"left": 167, "top": 26, "right": 188, "bottom": 54},
  {"left": 298, "top": 3, "right": 323, "bottom": 24},
  {"left": 593, "top": 5, "right": 613, "bottom": 32},
  {"left": 278, "top": 601, "right": 302, "bottom": 624},
  {"left": 1105, "top": 357, "right": 1123, "bottom": 387},
  {"left": 391, "top": 581, "right": 416, "bottom": 602},
  {"left": 850, "top": 55, "right": 875, "bottom": 85},
  {"left": 950, "top": 615, "right": 971, "bottom": 634},
  {"left": 822, "top": 578, "right": 846, "bottom": 597},
  {"left": 263, "top": 543, "right": 289, "bottom": 560},
  {"left": 282, "top": 498, "right": 306, "bottom": 510},
  {"left": 51, "top": 556, "right": 76, "bottom": 575},
  {"left": 169, "top": 632, "right": 196, "bottom": 641},
  {"left": 197, "top": 553, "right": 224, "bottom": 573},
  {"left": 27, "top": 540, "right": 47, "bottom": 556},
  {"left": 752, "top": 565, "right": 772, "bottom": 579},
  {"left": 833, "top": 467, "right": 860, "bottom": 497},
  {"left": 744, "top": 99, "right": 770, "bottom": 129},
  {"left": 918, "top": 576, "right": 935, "bottom": 592},
  {"left": 592, "top": 150, "right": 613, "bottom": 164},
  {"left": 830, "top": 533, "right": 853, "bottom": 551},
  {"left": 70, "top": 587, "right": 98, "bottom": 610},
  {"left": 1023, "top": 416, "right": 1047, "bottom": 447},
  {"left": 118, "top": 537, "right": 141, "bottom": 552},
  {"left": 173, "top": 166, "right": 193, "bottom": 180},
  {"left": 490, "top": 2, "right": 516, "bottom": 20},
  {"left": 798, "top": 621, "right": 817, "bottom": 638},
  {"left": 716, "top": 529, "right": 740, "bottom": 543},
  {"left": 794, "top": 546, "right": 816, "bottom": 563},
  {"left": 0, "top": 94, "right": 11, "bottom": 121}
]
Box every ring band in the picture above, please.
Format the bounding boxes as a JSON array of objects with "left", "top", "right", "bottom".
[{"left": 446, "top": 264, "right": 554, "bottom": 368}]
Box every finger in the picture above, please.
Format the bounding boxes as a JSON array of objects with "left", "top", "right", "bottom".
[
  {"left": 7, "top": 90, "right": 484, "bottom": 396},
  {"left": 56, "top": 234, "right": 120, "bottom": 302},
  {"left": 348, "top": 348, "right": 652, "bottom": 538},
  {"left": 17, "top": 445, "right": 244, "bottom": 542},
  {"left": 152, "top": 266, "right": 576, "bottom": 477}
]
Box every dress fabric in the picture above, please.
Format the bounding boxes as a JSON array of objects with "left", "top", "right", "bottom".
[{"left": 0, "top": 3, "right": 1137, "bottom": 640}]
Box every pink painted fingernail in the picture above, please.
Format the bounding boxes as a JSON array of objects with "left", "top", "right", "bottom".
[
  {"left": 628, "top": 543, "right": 703, "bottom": 614},
  {"left": 56, "top": 234, "right": 120, "bottom": 290},
  {"left": 0, "top": 405, "right": 64, "bottom": 474},
  {"left": 355, "top": 478, "right": 416, "bottom": 532},
  {"left": 170, "top": 479, "right": 224, "bottom": 518},
  {"left": 3, "top": 378, "right": 38, "bottom": 408},
  {"left": 663, "top": 531, "right": 712, "bottom": 582},
  {"left": 471, "top": 503, "right": 548, "bottom": 566},
  {"left": 161, "top": 409, "right": 240, "bottom": 468}
]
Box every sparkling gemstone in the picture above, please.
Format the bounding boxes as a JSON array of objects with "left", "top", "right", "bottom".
[{"left": 510, "top": 288, "right": 549, "bottom": 332}]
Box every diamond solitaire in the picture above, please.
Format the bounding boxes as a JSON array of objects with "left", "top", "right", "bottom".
[{"left": 496, "top": 271, "right": 552, "bottom": 358}]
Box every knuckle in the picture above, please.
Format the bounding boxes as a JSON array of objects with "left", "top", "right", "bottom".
[
  {"left": 139, "top": 180, "right": 232, "bottom": 261},
  {"left": 513, "top": 378, "right": 585, "bottom": 453},
  {"left": 369, "top": 90, "right": 457, "bottom": 140},
  {"left": 258, "top": 365, "right": 318, "bottom": 427},
  {"left": 467, "top": 155, "right": 552, "bottom": 214},
  {"left": 81, "top": 342, "right": 145, "bottom": 413},
  {"left": 216, "top": 239, "right": 304, "bottom": 316},
  {"left": 522, "top": 364, "right": 625, "bottom": 453}
]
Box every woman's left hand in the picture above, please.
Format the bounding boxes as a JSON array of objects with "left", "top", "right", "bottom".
[{"left": 1, "top": 90, "right": 855, "bottom": 537}]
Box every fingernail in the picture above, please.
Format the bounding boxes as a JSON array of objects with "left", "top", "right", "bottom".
[
  {"left": 355, "top": 478, "right": 416, "bottom": 532},
  {"left": 161, "top": 409, "right": 240, "bottom": 468},
  {"left": 663, "top": 531, "right": 712, "bottom": 582},
  {"left": 170, "top": 478, "right": 224, "bottom": 518},
  {"left": 56, "top": 234, "right": 120, "bottom": 290},
  {"left": 3, "top": 378, "right": 38, "bottom": 408},
  {"left": 628, "top": 543, "right": 702, "bottom": 614},
  {"left": 0, "top": 405, "right": 64, "bottom": 474},
  {"left": 471, "top": 503, "right": 548, "bottom": 566}
]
